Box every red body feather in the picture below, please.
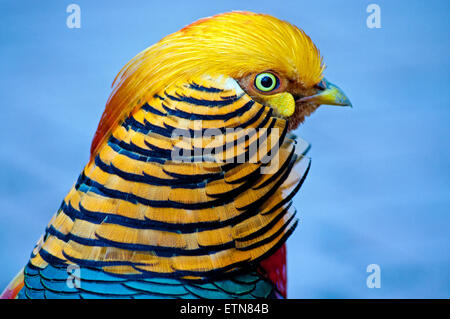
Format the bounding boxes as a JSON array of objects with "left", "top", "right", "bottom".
[{"left": 260, "top": 244, "right": 287, "bottom": 298}]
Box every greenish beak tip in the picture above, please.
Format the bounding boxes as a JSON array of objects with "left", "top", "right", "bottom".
[{"left": 298, "top": 78, "right": 352, "bottom": 108}]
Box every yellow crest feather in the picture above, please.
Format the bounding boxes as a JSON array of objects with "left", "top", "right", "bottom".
[{"left": 91, "top": 11, "right": 324, "bottom": 159}]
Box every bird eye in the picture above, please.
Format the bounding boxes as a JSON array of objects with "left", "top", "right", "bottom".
[{"left": 254, "top": 72, "right": 279, "bottom": 92}]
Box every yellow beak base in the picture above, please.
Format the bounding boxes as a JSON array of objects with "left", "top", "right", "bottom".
[{"left": 298, "top": 78, "right": 352, "bottom": 107}]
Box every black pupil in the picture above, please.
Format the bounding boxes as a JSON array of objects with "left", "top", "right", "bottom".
[{"left": 260, "top": 76, "right": 273, "bottom": 88}]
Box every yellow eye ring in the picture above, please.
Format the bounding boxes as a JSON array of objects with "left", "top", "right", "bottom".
[{"left": 254, "top": 72, "right": 279, "bottom": 92}]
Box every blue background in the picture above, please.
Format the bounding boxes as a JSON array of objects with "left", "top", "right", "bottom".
[{"left": 1, "top": 0, "right": 449, "bottom": 298}]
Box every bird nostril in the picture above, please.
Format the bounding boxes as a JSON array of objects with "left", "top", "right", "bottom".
[
  {"left": 293, "top": 94, "right": 305, "bottom": 102},
  {"left": 314, "top": 80, "right": 326, "bottom": 91}
]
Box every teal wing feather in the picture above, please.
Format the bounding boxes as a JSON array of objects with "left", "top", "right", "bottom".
[{"left": 17, "top": 262, "right": 277, "bottom": 299}]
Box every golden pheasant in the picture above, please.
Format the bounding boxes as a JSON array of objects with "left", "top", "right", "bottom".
[{"left": 1, "top": 11, "right": 350, "bottom": 299}]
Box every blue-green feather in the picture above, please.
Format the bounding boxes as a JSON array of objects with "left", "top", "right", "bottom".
[{"left": 17, "top": 263, "right": 277, "bottom": 299}]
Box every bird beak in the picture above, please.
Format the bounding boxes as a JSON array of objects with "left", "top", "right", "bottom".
[{"left": 297, "top": 78, "right": 352, "bottom": 107}]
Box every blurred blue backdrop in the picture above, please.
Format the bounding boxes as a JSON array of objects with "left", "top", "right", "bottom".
[{"left": 1, "top": 0, "right": 449, "bottom": 298}]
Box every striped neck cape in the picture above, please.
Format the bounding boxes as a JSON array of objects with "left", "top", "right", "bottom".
[{"left": 17, "top": 76, "right": 311, "bottom": 299}]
